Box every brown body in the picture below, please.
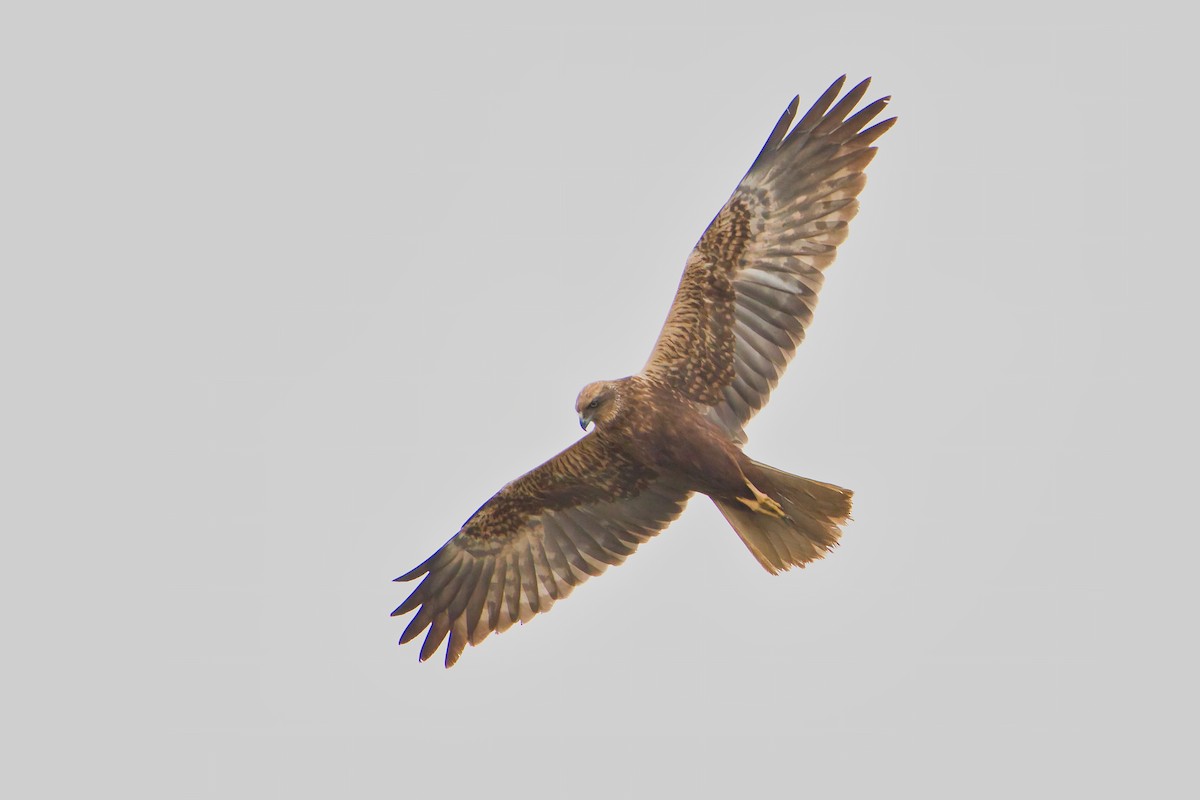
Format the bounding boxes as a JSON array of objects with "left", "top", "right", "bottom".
[
  {"left": 588, "top": 376, "right": 752, "bottom": 503},
  {"left": 394, "top": 76, "right": 893, "bottom": 666}
]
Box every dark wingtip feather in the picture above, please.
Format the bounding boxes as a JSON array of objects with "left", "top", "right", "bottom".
[
  {"left": 419, "top": 616, "right": 451, "bottom": 662},
  {"left": 811, "top": 77, "right": 873, "bottom": 136},
  {"left": 392, "top": 582, "right": 427, "bottom": 616},
  {"left": 851, "top": 116, "right": 898, "bottom": 148},
  {"left": 395, "top": 552, "right": 436, "bottom": 582},
  {"left": 793, "top": 75, "right": 849, "bottom": 134},
  {"left": 445, "top": 627, "right": 467, "bottom": 668},
  {"left": 399, "top": 610, "right": 431, "bottom": 645},
  {"left": 749, "top": 95, "right": 801, "bottom": 174},
  {"left": 841, "top": 96, "right": 890, "bottom": 133}
]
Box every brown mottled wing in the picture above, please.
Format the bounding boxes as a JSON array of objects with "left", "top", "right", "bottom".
[
  {"left": 641, "top": 76, "right": 895, "bottom": 442},
  {"left": 392, "top": 434, "right": 692, "bottom": 667}
]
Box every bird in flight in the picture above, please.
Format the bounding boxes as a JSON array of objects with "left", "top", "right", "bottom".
[{"left": 393, "top": 76, "right": 895, "bottom": 667}]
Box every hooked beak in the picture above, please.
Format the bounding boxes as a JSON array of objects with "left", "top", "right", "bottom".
[{"left": 579, "top": 414, "right": 592, "bottom": 431}]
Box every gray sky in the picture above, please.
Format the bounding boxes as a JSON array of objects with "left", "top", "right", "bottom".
[{"left": 3, "top": 2, "right": 1196, "bottom": 797}]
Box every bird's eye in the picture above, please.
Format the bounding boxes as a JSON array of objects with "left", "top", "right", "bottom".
[{"left": 587, "top": 400, "right": 599, "bottom": 409}]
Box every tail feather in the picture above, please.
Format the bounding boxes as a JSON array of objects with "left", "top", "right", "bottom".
[{"left": 714, "top": 461, "right": 852, "bottom": 574}]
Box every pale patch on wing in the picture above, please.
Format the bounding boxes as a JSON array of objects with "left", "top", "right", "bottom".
[
  {"left": 393, "top": 436, "right": 693, "bottom": 667},
  {"left": 642, "top": 76, "right": 896, "bottom": 440}
]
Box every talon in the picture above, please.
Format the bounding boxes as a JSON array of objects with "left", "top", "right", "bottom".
[{"left": 737, "top": 480, "right": 786, "bottom": 518}]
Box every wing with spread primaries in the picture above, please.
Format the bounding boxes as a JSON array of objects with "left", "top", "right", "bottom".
[
  {"left": 392, "top": 433, "right": 692, "bottom": 667},
  {"left": 641, "top": 76, "right": 895, "bottom": 442}
]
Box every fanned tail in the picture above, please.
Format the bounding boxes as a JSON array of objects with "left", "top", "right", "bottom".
[{"left": 713, "top": 461, "right": 852, "bottom": 574}]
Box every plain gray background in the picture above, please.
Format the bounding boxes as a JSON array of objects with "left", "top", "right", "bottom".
[{"left": 3, "top": 1, "right": 1196, "bottom": 797}]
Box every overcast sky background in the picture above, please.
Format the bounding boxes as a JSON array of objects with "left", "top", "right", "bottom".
[{"left": 3, "top": 2, "right": 1196, "bottom": 797}]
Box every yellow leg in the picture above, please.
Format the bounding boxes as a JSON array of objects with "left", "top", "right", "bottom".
[{"left": 736, "top": 478, "right": 786, "bottom": 518}]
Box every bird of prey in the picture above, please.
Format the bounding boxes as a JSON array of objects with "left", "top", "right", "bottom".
[{"left": 393, "top": 76, "right": 895, "bottom": 667}]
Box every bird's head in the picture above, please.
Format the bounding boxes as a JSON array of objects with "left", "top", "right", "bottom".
[{"left": 575, "top": 380, "right": 621, "bottom": 431}]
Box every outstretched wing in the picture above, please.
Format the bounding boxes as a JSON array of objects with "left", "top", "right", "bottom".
[
  {"left": 392, "top": 434, "right": 692, "bottom": 667},
  {"left": 641, "top": 76, "right": 895, "bottom": 442}
]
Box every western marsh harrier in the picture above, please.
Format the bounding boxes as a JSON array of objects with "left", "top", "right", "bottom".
[{"left": 394, "top": 76, "right": 895, "bottom": 666}]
